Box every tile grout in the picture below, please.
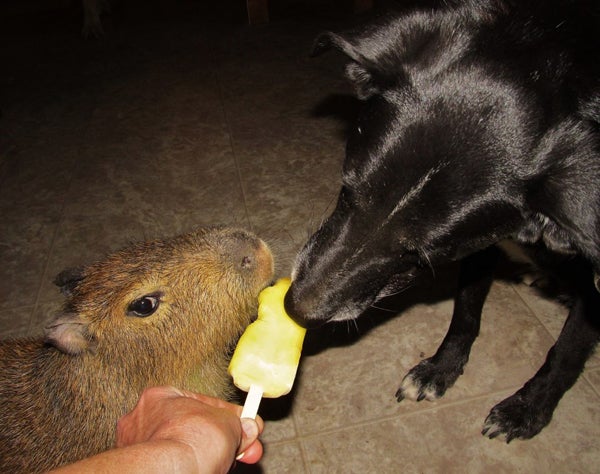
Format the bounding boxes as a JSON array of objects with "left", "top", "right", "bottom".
[
  {"left": 269, "top": 385, "right": 525, "bottom": 447},
  {"left": 26, "top": 95, "right": 101, "bottom": 335}
]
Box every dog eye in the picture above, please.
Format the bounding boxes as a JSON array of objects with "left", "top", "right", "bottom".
[{"left": 128, "top": 294, "right": 161, "bottom": 317}]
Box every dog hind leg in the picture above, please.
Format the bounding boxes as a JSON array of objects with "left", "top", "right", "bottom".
[
  {"left": 482, "top": 284, "right": 600, "bottom": 442},
  {"left": 396, "top": 246, "right": 499, "bottom": 402}
]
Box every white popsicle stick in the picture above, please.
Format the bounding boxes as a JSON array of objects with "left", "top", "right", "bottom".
[{"left": 240, "top": 384, "right": 263, "bottom": 419}]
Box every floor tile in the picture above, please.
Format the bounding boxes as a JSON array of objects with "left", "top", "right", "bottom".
[
  {"left": 0, "top": 307, "right": 33, "bottom": 338},
  {"left": 301, "top": 383, "right": 600, "bottom": 473},
  {"left": 233, "top": 440, "right": 307, "bottom": 474},
  {"left": 512, "top": 280, "right": 600, "bottom": 367},
  {"left": 0, "top": 213, "right": 58, "bottom": 310}
]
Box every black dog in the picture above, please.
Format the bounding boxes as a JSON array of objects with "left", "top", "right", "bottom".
[{"left": 285, "top": 0, "right": 600, "bottom": 442}]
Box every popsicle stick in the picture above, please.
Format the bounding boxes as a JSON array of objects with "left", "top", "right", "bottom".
[{"left": 240, "top": 384, "right": 263, "bottom": 419}]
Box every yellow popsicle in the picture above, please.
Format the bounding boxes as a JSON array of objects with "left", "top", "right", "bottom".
[{"left": 228, "top": 278, "right": 306, "bottom": 418}]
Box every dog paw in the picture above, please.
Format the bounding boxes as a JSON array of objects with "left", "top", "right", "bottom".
[
  {"left": 481, "top": 394, "right": 552, "bottom": 443},
  {"left": 395, "top": 358, "right": 463, "bottom": 403}
]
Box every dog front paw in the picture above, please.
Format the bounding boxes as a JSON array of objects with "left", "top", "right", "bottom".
[
  {"left": 395, "top": 358, "right": 463, "bottom": 402},
  {"left": 482, "top": 394, "right": 553, "bottom": 443}
]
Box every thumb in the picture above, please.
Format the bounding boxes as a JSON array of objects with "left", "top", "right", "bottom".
[{"left": 236, "top": 418, "right": 263, "bottom": 464}]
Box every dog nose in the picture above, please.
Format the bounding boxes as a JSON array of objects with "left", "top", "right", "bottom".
[{"left": 284, "top": 284, "right": 326, "bottom": 329}]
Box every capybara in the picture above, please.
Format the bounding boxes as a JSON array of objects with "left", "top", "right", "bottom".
[{"left": 0, "top": 227, "right": 274, "bottom": 472}]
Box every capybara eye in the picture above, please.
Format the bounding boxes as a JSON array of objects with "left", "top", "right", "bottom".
[{"left": 127, "top": 294, "right": 161, "bottom": 317}]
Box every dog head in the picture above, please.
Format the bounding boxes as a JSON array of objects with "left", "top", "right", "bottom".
[{"left": 285, "top": 5, "right": 600, "bottom": 327}]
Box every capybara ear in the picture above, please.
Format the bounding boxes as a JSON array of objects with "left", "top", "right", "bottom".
[
  {"left": 44, "top": 313, "right": 92, "bottom": 355},
  {"left": 54, "top": 267, "right": 85, "bottom": 297}
]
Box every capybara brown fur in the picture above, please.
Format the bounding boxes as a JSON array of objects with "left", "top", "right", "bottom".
[{"left": 0, "top": 227, "right": 274, "bottom": 473}]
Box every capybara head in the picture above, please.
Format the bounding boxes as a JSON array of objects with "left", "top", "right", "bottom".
[
  {"left": 44, "top": 226, "right": 274, "bottom": 396},
  {"left": 0, "top": 227, "right": 274, "bottom": 471}
]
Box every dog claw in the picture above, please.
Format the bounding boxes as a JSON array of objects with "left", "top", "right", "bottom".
[
  {"left": 417, "top": 393, "right": 426, "bottom": 402},
  {"left": 482, "top": 428, "right": 506, "bottom": 441}
]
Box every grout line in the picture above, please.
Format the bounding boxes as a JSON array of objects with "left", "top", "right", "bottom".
[
  {"left": 506, "top": 280, "right": 562, "bottom": 345},
  {"left": 582, "top": 368, "right": 600, "bottom": 399},
  {"left": 291, "top": 410, "right": 312, "bottom": 474},
  {"left": 266, "top": 387, "right": 523, "bottom": 448},
  {"left": 27, "top": 101, "right": 100, "bottom": 335},
  {"left": 28, "top": 221, "right": 62, "bottom": 335},
  {"left": 213, "top": 57, "right": 253, "bottom": 232}
]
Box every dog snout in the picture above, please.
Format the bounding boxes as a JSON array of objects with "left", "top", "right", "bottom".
[{"left": 284, "top": 284, "right": 326, "bottom": 329}]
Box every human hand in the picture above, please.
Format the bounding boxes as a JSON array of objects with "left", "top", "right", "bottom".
[{"left": 116, "top": 386, "right": 264, "bottom": 472}]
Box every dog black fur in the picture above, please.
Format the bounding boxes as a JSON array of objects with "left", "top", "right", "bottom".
[{"left": 285, "top": 0, "right": 600, "bottom": 442}]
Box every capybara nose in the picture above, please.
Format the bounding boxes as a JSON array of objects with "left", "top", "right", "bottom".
[
  {"left": 241, "top": 255, "right": 254, "bottom": 269},
  {"left": 225, "top": 232, "right": 274, "bottom": 285},
  {"left": 284, "top": 284, "right": 326, "bottom": 329}
]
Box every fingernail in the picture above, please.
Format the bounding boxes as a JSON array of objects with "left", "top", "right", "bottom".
[{"left": 241, "top": 418, "right": 259, "bottom": 439}]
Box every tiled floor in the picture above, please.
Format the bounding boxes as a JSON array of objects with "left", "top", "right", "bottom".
[{"left": 1, "top": 1, "right": 599, "bottom": 472}]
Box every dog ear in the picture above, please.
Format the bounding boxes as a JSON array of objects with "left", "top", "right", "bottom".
[
  {"left": 312, "top": 32, "right": 397, "bottom": 100},
  {"left": 44, "top": 312, "right": 94, "bottom": 355}
]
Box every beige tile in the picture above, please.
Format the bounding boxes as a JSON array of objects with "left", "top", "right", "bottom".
[
  {"left": 0, "top": 213, "right": 58, "bottom": 310},
  {"left": 0, "top": 307, "right": 33, "bottom": 339},
  {"left": 511, "top": 280, "right": 570, "bottom": 338},
  {"left": 232, "top": 440, "right": 307, "bottom": 474},
  {"left": 28, "top": 300, "right": 63, "bottom": 337},
  {"left": 584, "top": 367, "right": 600, "bottom": 396},
  {"left": 63, "top": 127, "right": 246, "bottom": 223},
  {"left": 512, "top": 281, "right": 600, "bottom": 367},
  {"left": 466, "top": 280, "right": 557, "bottom": 392},
  {"left": 233, "top": 123, "right": 345, "bottom": 273},
  {"left": 63, "top": 152, "right": 248, "bottom": 226},
  {"left": 261, "top": 441, "right": 307, "bottom": 474},
  {"left": 301, "top": 382, "right": 600, "bottom": 473},
  {"left": 221, "top": 39, "right": 349, "bottom": 273},
  {"left": 259, "top": 413, "right": 298, "bottom": 445},
  {"left": 0, "top": 146, "right": 73, "bottom": 217}
]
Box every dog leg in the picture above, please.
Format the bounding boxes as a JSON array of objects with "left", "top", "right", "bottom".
[
  {"left": 482, "top": 286, "right": 600, "bottom": 442},
  {"left": 396, "top": 246, "right": 499, "bottom": 402}
]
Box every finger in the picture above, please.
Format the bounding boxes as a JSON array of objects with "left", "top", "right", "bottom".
[
  {"left": 116, "top": 387, "right": 183, "bottom": 447},
  {"left": 235, "top": 418, "right": 263, "bottom": 464},
  {"left": 181, "top": 390, "right": 241, "bottom": 410},
  {"left": 240, "top": 418, "right": 259, "bottom": 443},
  {"left": 179, "top": 391, "right": 265, "bottom": 433},
  {"left": 236, "top": 440, "right": 264, "bottom": 464}
]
